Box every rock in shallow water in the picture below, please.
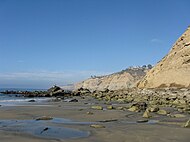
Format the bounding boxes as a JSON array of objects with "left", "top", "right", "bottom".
[
  {"left": 137, "top": 119, "right": 149, "bottom": 123},
  {"left": 28, "top": 99, "right": 35, "bottom": 102}
]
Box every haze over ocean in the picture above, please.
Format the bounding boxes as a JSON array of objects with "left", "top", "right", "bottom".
[{"left": 0, "top": 0, "right": 190, "bottom": 88}]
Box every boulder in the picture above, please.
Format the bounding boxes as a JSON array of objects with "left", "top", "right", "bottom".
[
  {"left": 149, "top": 106, "right": 159, "bottom": 112},
  {"left": 107, "top": 105, "right": 114, "bottom": 110},
  {"left": 142, "top": 109, "right": 152, "bottom": 118},
  {"left": 157, "top": 109, "right": 168, "bottom": 115},
  {"left": 128, "top": 106, "right": 139, "bottom": 112}
]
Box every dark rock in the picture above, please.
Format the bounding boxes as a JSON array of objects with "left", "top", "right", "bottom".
[
  {"left": 73, "top": 88, "right": 91, "bottom": 96},
  {"left": 36, "top": 116, "right": 53, "bottom": 121},
  {"left": 41, "top": 127, "right": 49, "bottom": 134},
  {"left": 66, "top": 98, "right": 78, "bottom": 102},
  {"left": 48, "top": 85, "right": 62, "bottom": 93},
  {"left": 137, "top": 119, "right": 149, "bottom": 123},
  {"left": 99, "top": 119, "right": 118, "bottom": 123},
  {"left": 28, "top": 99, "right": 35, "bottom": 102}
]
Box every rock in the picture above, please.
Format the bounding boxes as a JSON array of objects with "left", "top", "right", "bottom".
[
  {"left": 51, "top": 97, "right": 62, "bottom": 102},
  {"left": 91, "top": 106, "right": 103, "bottom": 110},
  {"left": 178, "top": 109, "right": 184, "bottom": 113},
  {"left": 50, "top": 89, "right": 65, "bottom": 97},
  {"left": 172, "top": 114, "right": 186, "bottom": 118},
  {"left": 137, "top": 119, "right": 149, "bottom": 123},
  {"left": 172, "top": 99, "right": 180, "bottom": 105},
  {"left": 47, "top": 85, "right": 65, "bottom": 97},
  {"left": 36, "top": 116, "right": 53, "bottom": 121},
  {"left": 28, "top": 99, "right": 35, "bottom": 102},
  {"left": 48, "top": 85, "right": 62, "bottom": 93},
  {"left": 117, "top": 99, "right": 126, "bottom": 103},
  {"left": 183, "top": 119, "right": 190, "bottom": 128},
  {"left": 99, "top": 119, "right": 118, "bottom": 123},
  {"left": 65, "top": 98, "right": 78, "bottom": 102},
  {"left": 128, "top": 102, "right": 147, "bottom": 112},
  {"left": 179, "top": 100, "right": 186, "bottom": 105},
  {"left": 157, "top": 110, "right": 168, "bottom": 115},
  {"left": 142, "top": 110, "right": 152, "bottom": 118},
  {"left": 133, "top": 102, "right": 147, "bottom": 111},
  {"left": 40, "top": 127, "right": 49, "bottom": 134},
  {"left": 107, "top": 105, "right": 114, "bottom": 110},
  {"left": 149, "top": 106, "right": 159, "bottom": 112},
  {"left": 90, "top": 124, "right": 105, "bottom": 128},
  {"left": 86, "top": 112, "right": 93, "bottom": 115},
  {"left": 128, "top": 106, "right": 139, "bottom": 112},
  {"left": 116, "top": 106, "right": 126, "bottom": 110}
]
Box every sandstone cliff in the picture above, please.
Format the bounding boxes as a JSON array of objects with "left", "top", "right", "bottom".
[
  {"left": 138, "top": 26, "right": 190, "bottom": 88},
  {"left": 75, "top": 67, "right": 149, "bottom": 92}
]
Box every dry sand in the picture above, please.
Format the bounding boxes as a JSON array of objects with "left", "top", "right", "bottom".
[{"left": 0, "top": 96, "right": 189, "bottom": 142}]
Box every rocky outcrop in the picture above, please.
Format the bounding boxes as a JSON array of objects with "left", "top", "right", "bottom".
[
  {"left": 138, "top": 26, "right": 190, "bottom": 89},
  {"left": 75, "top": 67, "right": 149, "bottom": 92},
  {"left": 0, "top": 86, "right": 74, "bottom": 98}
]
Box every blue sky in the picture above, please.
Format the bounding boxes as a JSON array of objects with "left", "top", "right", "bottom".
[{"left": 0, "top": 0, "right": 190, "bottom": 89}]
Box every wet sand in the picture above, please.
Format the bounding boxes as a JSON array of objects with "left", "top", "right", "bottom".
[{"left": 0, "top": 96, "right": 189, "bottom": 142}]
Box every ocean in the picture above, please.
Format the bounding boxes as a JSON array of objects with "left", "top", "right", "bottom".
[{"left": 0, "top": 88, "right": 51, "bottom": 106}]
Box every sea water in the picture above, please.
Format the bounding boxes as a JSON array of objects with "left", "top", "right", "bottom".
[{"left": 0, "top": 88, "right": 52, "bottom": 106}]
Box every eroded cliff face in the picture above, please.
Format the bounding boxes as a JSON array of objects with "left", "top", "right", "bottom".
[
  {"left": 75, "top": 68, "right": 148, "bottom": 92},
  {"left": 138, "top": 27, "right": 190, "bottom": 88}
]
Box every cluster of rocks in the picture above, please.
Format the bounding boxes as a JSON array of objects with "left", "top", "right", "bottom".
[
  {"left": 0, "top": 90, "right": 47, "bottom": 97},
  {"left": 75, "top": 87, "right": 190, "bottom": 114},
  {"left": 1, "top": 86, "right": 75, "bottom": 98}
]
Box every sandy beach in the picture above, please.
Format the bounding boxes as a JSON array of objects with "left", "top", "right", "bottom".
[{"left": 0, "top": 96, "right": 189, "bottom": 142}]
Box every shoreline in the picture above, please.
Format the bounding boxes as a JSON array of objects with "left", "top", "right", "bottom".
[{"left": 0, "top": 94, "right": 190, "bottom": 142}]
